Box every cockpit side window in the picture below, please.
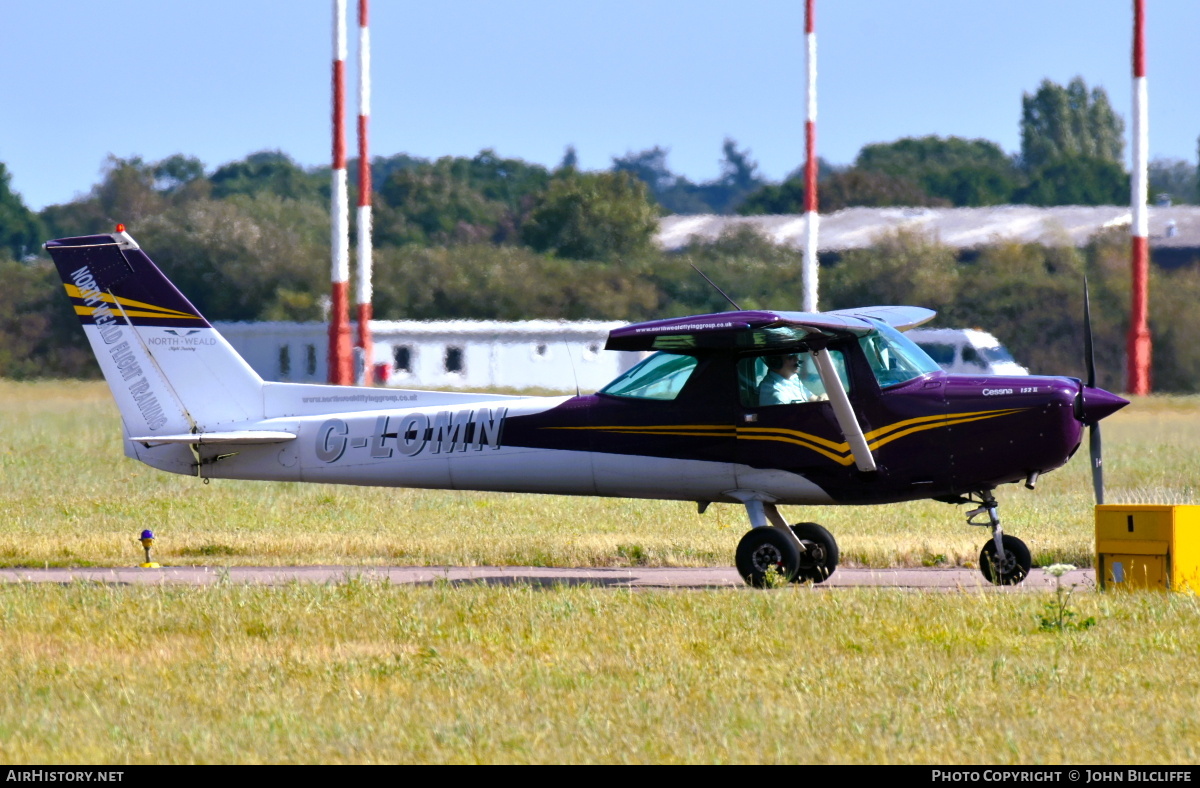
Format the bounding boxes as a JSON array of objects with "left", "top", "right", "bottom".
[
  {"left": 737, "top": 349, "right": 848, "bottom": 408},
  {"left": 600, "top": 352, "right": 699, "bottom": 400}
]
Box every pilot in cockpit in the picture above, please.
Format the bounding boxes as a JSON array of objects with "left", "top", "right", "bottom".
[{"left": 758, "top": 353, "right": 815, "bottom": 406}]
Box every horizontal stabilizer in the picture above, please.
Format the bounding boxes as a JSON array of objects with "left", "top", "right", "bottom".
[{"left": 128, "top": 430, "right": 297, "bottom": 447}]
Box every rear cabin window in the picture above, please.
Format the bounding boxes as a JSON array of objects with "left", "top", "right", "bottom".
[{"left": 600, "top": 352, "right": 698, "bottom": 401}]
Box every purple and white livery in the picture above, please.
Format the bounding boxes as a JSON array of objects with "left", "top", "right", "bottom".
[{"left": 46, "top": 230, "right": 1128, "bottom": 587}]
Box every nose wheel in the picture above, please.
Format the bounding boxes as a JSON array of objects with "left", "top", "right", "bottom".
[
  {"left": 979, "top": 534, "right": 1032, "bottom": 586},
  {"left": 965, "top": 491, "right": 1032, "bottom": 586}
]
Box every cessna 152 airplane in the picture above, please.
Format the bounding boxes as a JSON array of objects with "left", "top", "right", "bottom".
[{"left": 46, "top": 228, "right": 1128, "bottom": 587}]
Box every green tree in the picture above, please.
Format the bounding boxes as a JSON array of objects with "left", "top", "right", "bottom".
[
  {"left": 856, "top": 136, "right": 1019, "bottom": 206},
  {"left": 739, "top": 168, "right": 947, "bottom": 214},
  {"left": 737, "top": 177, "right": 807, "bottom": 215},
  {"left": 153, "top": 154, "right": 206, "bottom": 193},
  {"left": 376, "top": 168, "right": 504, "bottom": 246},
  {"left": 209, "top": 150, "right": 325, "bottom": 203},
  {"left": 1149, "top": 265, "right": 1200, "bottom": 391},
  {"left": 370, "top": 244, "right": 658, "bottom": 321},
  {"left": 612, "top": 146, "right": 710, "bottom": 214},
  {"left": 1015, "top": 157, "right": 1129, "bottom": 206},
  {"left": 1148, "top": 157, "right": 1197, "bottom": 205},
  {"left": 135, "top": 193, "right": 329, "bottom": 321},
  {"left": 824, "top": 229, "right": 960, "bottom": 312},
  {"left": 557, "top": 145, "right": 579, "bottom": 172},
  {"left": 521, "top": 171, "right": 658, "bottom": 261},
  {"left": 360, "top": 152, "right": 427, "bottom": 192},
  {"left": 374, "top": 150, "right": 550, "bottom": 245},
  {"left": 1021, "top": 77, "right": 1124, "bottom": 170},
  {"left": 694, "top": 138, "right": 765, "bottom": 214},
  {"left": 41, "top": 154, "right": 212, "bottom": 239},
  {"left": 662, "top": 225, "right": 805, "bottom": 313},
  {"left": 447, "top": 149, "right": 550, "bottom": 214},
  {"left": 0, "top": 255, "right": 96, "bottom": 378},
  {"left": 0, "top": 163, "right": 44, "bottom": 259},
  {"left": 822, "top": 169, "right": 948, "bottom": 211},
  {"left": 948, "top": 240, "right": 1092, "bottom": 379},
  {"left": 613, "top": 140, "right": 766, "bottom": 215},
  {"left": 735, "top": 157, "right": 841, "bottom": 215}
]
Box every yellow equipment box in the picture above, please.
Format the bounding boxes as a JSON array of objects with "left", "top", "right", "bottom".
[{"left": 1095, "top": 504, "right": 1200, "bottom": 591}]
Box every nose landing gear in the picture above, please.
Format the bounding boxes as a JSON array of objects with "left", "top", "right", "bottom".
[{"left": 966, "top": 491, "right": 1031, "bottom": 585}]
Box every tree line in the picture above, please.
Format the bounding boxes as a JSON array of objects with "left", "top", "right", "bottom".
[{"left": 2, "top": 76, "right": 1200, "bottom": 389}]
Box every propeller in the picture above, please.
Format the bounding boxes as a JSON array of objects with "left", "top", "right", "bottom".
[{"left": 1083, "top": 279, "right": 1104, "bottom": 504}]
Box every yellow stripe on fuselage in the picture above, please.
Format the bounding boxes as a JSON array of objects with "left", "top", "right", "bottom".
[
  {"left": 865, "top": 410, "right": 1026, "bottom": 451},
  {"left": 544, "top": 407, "right": 1029, "bottom": 464},
  {"left": 736, "top": 433, "right": 855, "bottom": 465},
  {"left": 547, "top": 424, "right": 733, "bottom": 432}
]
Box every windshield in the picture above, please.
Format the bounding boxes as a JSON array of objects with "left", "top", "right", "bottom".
[
  {"left": 600, "top": 352, "right": 699, "bottom": 400},
  {"left": 859, "top": 322, "right": 942, "bottom": 388}
]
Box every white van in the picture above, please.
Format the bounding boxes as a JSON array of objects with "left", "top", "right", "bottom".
[{"left": 906, "top": 328, "right": 1029, "bottom": 376}]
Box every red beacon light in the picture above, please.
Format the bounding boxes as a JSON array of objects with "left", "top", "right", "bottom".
[{"left": 115, "top": 223, "right": 126, "bottom": 233}]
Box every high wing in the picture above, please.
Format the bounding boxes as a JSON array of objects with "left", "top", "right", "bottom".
[{"left": 605, "top": 306, "right": 936, "bottom": 352}]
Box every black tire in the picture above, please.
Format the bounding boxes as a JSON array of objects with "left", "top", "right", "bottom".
[
  {"left": 789, "top": 522, "right": 839, "bottom": 583},
  {"left": 979, "top": 534, "right": 1032, "bottom": 586},
  {"left": 736, "top": 528, "right": 801, "bottom": 588}
]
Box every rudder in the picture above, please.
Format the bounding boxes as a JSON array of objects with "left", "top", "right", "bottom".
[{"left": 46, "top": 229, "right": 265, "bottom": 473}]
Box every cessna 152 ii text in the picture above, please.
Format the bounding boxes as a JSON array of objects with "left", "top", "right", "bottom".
[{"left": 46, "top": 228, "right": 1128, "bottom": 587}]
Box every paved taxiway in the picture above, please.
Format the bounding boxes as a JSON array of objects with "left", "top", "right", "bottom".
[{"left": 0, "top": 565, "right": 1096, "bottom": 591}]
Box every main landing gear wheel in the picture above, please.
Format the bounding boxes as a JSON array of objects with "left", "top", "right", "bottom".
[
  {"left": 736, "top": 528, "right": 800, "bottom": 588},
  {"left": 790, "top": 522, "right": 839, "bottom": 583},
  {"left": 979, "top": 534, "right": 1031, "bottom": 586}
]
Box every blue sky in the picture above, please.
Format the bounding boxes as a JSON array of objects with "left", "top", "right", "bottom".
[{"left": 4, "top": 0, "right": 1198, "bottom": 210}]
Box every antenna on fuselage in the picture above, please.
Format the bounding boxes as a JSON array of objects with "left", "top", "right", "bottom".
[
  {"left": 689, "top": 263, "right": 742, "bottom": 311},
  {"left": 561, "top": 339, "right": 581, "bottom": 397}
]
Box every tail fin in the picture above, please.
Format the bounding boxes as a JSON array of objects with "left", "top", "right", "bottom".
[{"left": 45, "top": 230, "right": 264, "bottom": 472}]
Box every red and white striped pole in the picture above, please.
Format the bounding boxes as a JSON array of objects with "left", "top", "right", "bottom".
[
  {"left": 355, "top": 0, "right": 374, "bottom": 386},
  {"left": 1127, "top": 0, "right": 1151, "bottom": 394},
  {"left": 802, "top": 0, "right": 819, "bottom": 312},
  {"left": 328, "top": 0, "right": 353, "bottom": 385}
]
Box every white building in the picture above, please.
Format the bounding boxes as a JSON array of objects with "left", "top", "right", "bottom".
[{"left": 213, "top": 320, "right": 645, "bottom": 393}]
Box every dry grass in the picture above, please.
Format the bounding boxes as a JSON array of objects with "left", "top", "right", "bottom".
[
  {"left": 4, "top": 381, "right": 1200, "bottom": 764},
  {"left": 0, "top": 581, "right": 1198, "bottom": 764},
  {"left": 0, "top": 380, "right": 1194, "bottom": 569}
]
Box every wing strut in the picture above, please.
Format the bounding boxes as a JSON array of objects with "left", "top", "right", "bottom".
[{"left": 813, "top": 348, "right": 877, "bottom": 472}]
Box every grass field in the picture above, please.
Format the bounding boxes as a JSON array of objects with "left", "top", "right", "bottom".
[
  {"left": 1, "top": 581, "right": 1199, "bottom": 764},
  {"left": 1, "top": 380, "right": 1196, "bottom": 570},
  {"left": 2, "top": 380, "right": 1200, "bottom": 763}
]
